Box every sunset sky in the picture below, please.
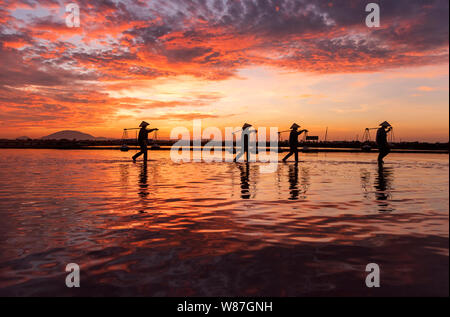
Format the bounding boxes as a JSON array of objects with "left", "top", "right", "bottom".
[{"left": 0, "top": 0, "right": 448, "bottom": 141}]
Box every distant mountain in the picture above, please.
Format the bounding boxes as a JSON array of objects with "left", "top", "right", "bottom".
[
  {"left": 41, "top": 130, "right": 98, "bottom": 140},
  {"left": 16, "top": 136, "right": 32, "bottom": 140}
]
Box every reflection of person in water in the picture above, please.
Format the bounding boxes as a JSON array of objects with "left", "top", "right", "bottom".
[
  {"left": 288, "top": 162, "right": 299, "bottom": 200},
  {"left": 238, "top": 162, "right": 250, "bottom": 199},
  {"left": 138, "top": 162, "right": 149, "bottom": 212},
  {"left": 287, "top": 163, "right": 310, "bottom": 200},
  {"left": 374, "top": 165, "right": 394, "bottom": 212}
]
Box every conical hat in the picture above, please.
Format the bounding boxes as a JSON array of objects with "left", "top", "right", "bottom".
[
  {"left": 379, "top": 121, "right": 391, "bottom": 127},
  {"left": 290, "top": 123, "right": 300, "bottom": 129},
  {"left": 242, "top": 123, "right": 252, "bottom": 130},
  {"left": 139, "top": 121, "right": 150, "bottom": 127}
]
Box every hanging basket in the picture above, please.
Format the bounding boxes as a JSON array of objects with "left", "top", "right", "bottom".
[
  {"left": 120, "top": 129, "right": 130, "bottom": 152},
  {"left": 150, "top": 130, "right": 160, "bottom": 149}
]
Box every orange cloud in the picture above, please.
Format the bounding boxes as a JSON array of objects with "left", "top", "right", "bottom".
[{"left": 0, "top": 0, "right": 448, "bottom": 140}]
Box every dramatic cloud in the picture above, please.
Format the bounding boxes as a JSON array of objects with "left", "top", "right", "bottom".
[{"left": 0, "top": 0, "right": 448, "bottom": 132}]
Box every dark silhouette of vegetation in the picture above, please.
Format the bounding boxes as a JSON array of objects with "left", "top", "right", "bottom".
[{"left": 0, "top": 138, "right": 447, "bottom": 153}]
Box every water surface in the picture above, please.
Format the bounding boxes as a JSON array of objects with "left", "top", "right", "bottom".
[{"left": 0, "top": 149, "right": 448, "bottom": 296}]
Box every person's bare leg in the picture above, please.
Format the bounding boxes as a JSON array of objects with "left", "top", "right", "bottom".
[
  {"left": 377, "top": 152, "right": 383, "bottom": 165},
  {"left": 143, "top": 150, "right": 148, "bottom": 162},
  {"left": 283, "top": 151, "right": 293, "bottom": 162},
  {"left": 378, "top": 148, "right": 390, "bottom": 165},
  {"left": 234, "top": 151, "right": 244, "bottom": 162},
  {"left": 133, "top": 151, "right": 143, "bottom": 162}
]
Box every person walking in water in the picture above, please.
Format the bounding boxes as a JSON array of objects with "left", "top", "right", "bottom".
[
  {"left": 234, "top": 123, "right": 256, "bottom": 162},
  {"left": 132, "top": 121, "right": 158, "bottom": 163},
  {"left": 282, "top": 123, "right": 308, "bottom": 162},
  {"left": 376, "top": 121, "right": 392, "bottom": 165}
]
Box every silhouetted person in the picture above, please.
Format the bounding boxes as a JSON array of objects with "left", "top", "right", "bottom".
[
  {"left": 238, "top": 162, "right": 250, "bottom": 199},
  {"left": 282, "top": 123, "right": 308, "bottom": 162},
  {"left": 234, "top": 123, "right": 256, "bottom": 162},
  {"left": 132, "top": 121, "right": 158, "bottom": 162},
  {"left": 376, "top": 121, "right": 392, "bottom": 165},
  {"left": 288, "top": 162, "right": 299, "bottom": 200}
]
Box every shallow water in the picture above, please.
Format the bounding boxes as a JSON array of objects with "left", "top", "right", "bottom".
[{"left": 0, "top": 149, "right": 448, "bottom": 296}]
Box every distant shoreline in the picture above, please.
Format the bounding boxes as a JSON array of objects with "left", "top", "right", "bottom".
[{"left": 0, "top": 139, "right": 449, "bottom": 154}]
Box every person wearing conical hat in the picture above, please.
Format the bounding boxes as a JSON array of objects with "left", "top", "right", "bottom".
[
  {"left": 376, "top": 121, "right": 392, "bottom": 165},
  {"left": 282, "top": 123, "right": 308, "bottom": 162},
  {"left": 132, "top": 121, "right": 159, "bottom": 162},
  {"left": 241, "top": 123, "right": 252, "bottom": 130},
  {"left": 234, "top": 123, "right": 256, "bottom": 162}
]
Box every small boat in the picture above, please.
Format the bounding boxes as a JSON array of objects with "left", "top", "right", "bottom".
[
  {"left": 120, "top": 144, "right": 130, "bottom": 152},
  {"left": 361, "top": 143, "right": 371, "bottom": 152}
]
